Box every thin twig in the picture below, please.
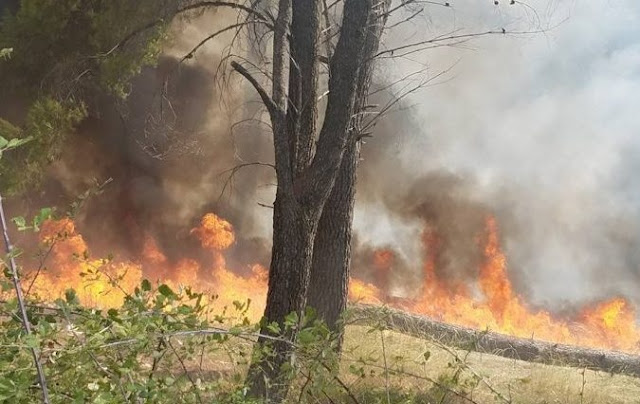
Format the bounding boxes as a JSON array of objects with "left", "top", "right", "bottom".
[
  {"left": 100, "top": 327, "right": 294, "bottom": 349},
  {"left": 166, "top": 337, "right": 203, "bottom": 403},
  {"left": 434, "top": 340, "right": 511, "bottom": 404},
  {"left": 319, "top": 361, "right": 361, "bottom": 404},
  {"left": 59, "top": 304, "right": 129, "bottom": 401},
  {"left": 25, "top": 241, "right": 56, "bottom": 296},
  {"left": 342, "top": 358, "right": 480, "bottom": 404},
  {"left": 97, "top": 1, "right": 274, "bottom": 58}
]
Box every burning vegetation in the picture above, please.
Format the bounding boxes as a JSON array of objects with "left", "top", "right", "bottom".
[{"left": 20, "top": 210, "right": 640, "bottom": 353}]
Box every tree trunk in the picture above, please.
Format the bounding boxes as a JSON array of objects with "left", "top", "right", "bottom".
[
  {"left": 307, "top": 0, "right": 390, "bottom": 335},
  {"left": 242, "top": 0, "right": 375, "bottom": 401},
  {"left": 246, "top": 191, "right": 320, "bottom": 402},
  {"left": 307, "top": 141, "right": 358, "bottom": 331}
]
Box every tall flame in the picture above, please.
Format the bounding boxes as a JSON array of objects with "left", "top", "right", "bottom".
[
  {"left": 10, "top": 212, "right": 640, "bottom": 353},
  {"left": 356, "top": 216, "right": 640, "bottom": 352}
]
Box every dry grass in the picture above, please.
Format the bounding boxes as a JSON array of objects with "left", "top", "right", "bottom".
[
  {"left": 160, "top": 324, "right": 640, "bottom": 403},
  {"left": 340, "top": 325, "right": 640, "bottom": 404}
]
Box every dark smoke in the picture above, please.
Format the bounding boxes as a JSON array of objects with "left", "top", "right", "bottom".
[
  {"left": 9, "top": 12, "right": 276, "bottom": 277},
  {"left": 7, "top": 2, "right": 640, "bottom": 316}
]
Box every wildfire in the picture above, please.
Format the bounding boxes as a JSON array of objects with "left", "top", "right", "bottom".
[
  {"left": 18, "top": 214, "right": 266, "bottom": 320},
  {"left": 10, "top": 211, "right": 640, "bottom": 353},
  {"left": 28, "top": 218, "right": 143, "bottom": 308},
  {"left": 357, "top": 216, "right": 640, "bottom": 352},
  {"left": 191, "top": 213, "right": 235, "bottom": 250}
]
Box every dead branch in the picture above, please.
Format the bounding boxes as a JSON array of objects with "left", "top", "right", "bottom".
[
  {"left": 374, "top": 28, "right": 549, "bottom": 59},
  {"left": 231, "top": 61, "right": 278, "bottom": 119},
  {"left": 99, "top": 1, "right": 274, "bottom": 58},
  {"left": 217, "top": 161, "right": 276, "bottom": 202},
  {"left": 349, "top": 304, "right": 640, "bottom": 378},
  {"left": 179, "top": 21, "right": 269, "bottom": 64}
]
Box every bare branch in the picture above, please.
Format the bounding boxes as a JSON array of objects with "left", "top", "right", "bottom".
[
  {"left": 99, "top": 1, "right": 274, "bottom": 58},
  {"left": 375, "top": 27, "right": 553, "bottom": 58},
  {"left": 217, "top": 161, "right": 276, "bottom": 202},
  {"left": 231, "top": 61, "right": 278, "bottom": 119},
  {"left": 179, "top": 21, "right": 270, "bottom": 64}
]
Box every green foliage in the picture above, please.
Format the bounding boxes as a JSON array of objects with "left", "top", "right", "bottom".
[
  {"left": 0, "top": 0, "right": 178, "bottom": 192},
  {"left": 0, "top": 98, "right": 86, "bottom": 193},
  {"left": 0, "top": 211, "right": 501, "bottom": 403},
  {"left": 12, "top": 207, "right": 55, "bottom": 232},
  {"left": 0, "top": 280, "right": 231, "bottom": 403},
  {"left": 0, "top": 0, "right": 173, "bottom": 97}
]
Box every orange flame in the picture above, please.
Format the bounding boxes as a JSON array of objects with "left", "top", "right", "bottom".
[
  {"left": 191, "top": 213, "right": 235, "bottom": 250},
  {"left": 357, "top": 216, "right": 640, "bottom": 352},
  {"left": 13, "top": 212, "right": 640, "bottom": 352}
]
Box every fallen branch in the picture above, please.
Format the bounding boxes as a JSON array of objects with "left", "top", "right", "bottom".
[{"left": 348, "top": 304, "right": 640, "bottom": 378}]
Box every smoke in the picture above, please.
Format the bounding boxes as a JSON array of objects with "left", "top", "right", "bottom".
[
  {"left": 8, "top": 2, "right": 640, "bottom": 313},
  {"left": 13, "top": 9, "right": 275, "bottom": 276},
  {"left": 353, "top": 0, "right": 640, "bottom": 310}
]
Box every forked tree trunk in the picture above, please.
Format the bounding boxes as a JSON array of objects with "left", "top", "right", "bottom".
[
  {"left": 307, "top": 0, "right": 390, "bottom": 337},
  {"left": 242, "top": 0, "right": 375, "bottom": 401}
]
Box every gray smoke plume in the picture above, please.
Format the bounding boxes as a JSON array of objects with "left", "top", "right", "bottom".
[
  {"left": 8, "top": 1, "right": 640, "bottom": 314},
  {"left": 353, "top": 0, "right": 640, "bottom": 311}
]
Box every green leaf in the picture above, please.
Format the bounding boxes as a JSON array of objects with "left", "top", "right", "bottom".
[
  {"left": 65, "top": 289, "right": 79, "bottom": 305},
  {"left": 1, "top": 279, "right": 12, "bottom": 292},
  {"left": 0, "top": 136, "right": 7, "bottom": 149},
  {"left": 158, "top": 284, "right": 175, "bottom": 298},
  {"left": 284, "top": 311, "right": 298, "bottom": 328},
  {"left": 11, "top": 216, "right": 27, "bottom": 231},
  {"left": 6, "top": 137, "right": 32, "bottom": 149},
  {"left": 298, "top": 328, "right": 316, "bottom": 345},
  {"left": 24, "top": 334, "right": 40, "bottom": 349},
  {"left": 266, "top": 322, "right": 281, "bottom": 335},
  {"left": 141, "top": 279, "right": 152, "bottom": 292},
  {"left": 33, "top": 207, "right": 54, "bottom": 231}
]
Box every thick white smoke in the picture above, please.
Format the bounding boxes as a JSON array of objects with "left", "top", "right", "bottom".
[{"left": 354, "top": 0, "right": 640, "bottom": 309}]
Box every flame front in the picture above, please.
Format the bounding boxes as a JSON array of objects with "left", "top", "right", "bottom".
[
  {"left": 356, "top": 216, "right": 640, "bottom": 352},
  {"left": 14, "top": 213, "right": 640, "bottom": 353},
  {"left": 21, "top": 214, "right": 266, "bottom": 320}
]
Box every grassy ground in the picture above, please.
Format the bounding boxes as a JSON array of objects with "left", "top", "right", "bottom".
[
  {"left": 337, "top": 325, "right": 640, "bottom": 404},
  {"left": 169, "top": 324, "right": 640, "bottom": 403}
]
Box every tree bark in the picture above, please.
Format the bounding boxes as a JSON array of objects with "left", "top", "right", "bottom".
[
  {"left": 243, "top": 0, "right": 374, "bottom": 401},
  {"left": 287, "top": 0, "right": 320, "bottom": 174},
  {"left": 307, "top": 140, "right": 359, "bottom": 331},
  {"left": 307, "top": 0, "right": 390, "bottom": 335},
  {"left": 246, "top": 191, "right": 321, "bottom": 402}
]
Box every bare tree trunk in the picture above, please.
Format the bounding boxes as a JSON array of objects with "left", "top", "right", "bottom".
[
  {"left": 307, "top": 141, "right": 358, "bottom": 331},
  {"left": 307, "top": 0, "right": 390, "bottom": 336},
  {"left": 246, "top": 192, "right": 320, "bottom": 402},
  {"left": 240, "top": 1, "right": 375, "bottom": 401}
]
